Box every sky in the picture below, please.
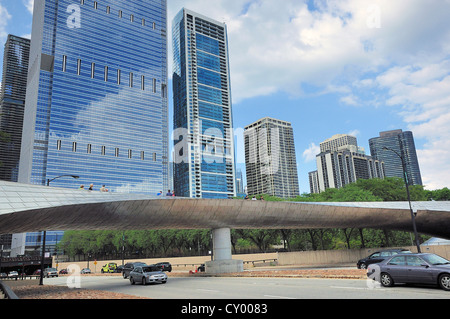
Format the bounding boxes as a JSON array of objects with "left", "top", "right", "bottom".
[{"left": 1, "top": 0, "right": 450, "bottom": 194}]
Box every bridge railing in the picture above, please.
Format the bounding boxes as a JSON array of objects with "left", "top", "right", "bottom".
[{"left": 0, "top": 281, "right": 19, "bottom": 299}]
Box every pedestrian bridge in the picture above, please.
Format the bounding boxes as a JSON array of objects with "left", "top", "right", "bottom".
[
  {"left": 2, "top": 180, "right": 450, "bottom": 273},
  {"left": 1, "top": 180, "right": 449, "bottom": 238}
]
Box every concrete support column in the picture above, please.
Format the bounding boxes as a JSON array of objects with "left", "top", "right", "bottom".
[
  {"left": 205, "top": 227, "right": 243, "bottom": 274},
  {"left": 212, "top": 227, "right": 232, "bottom": 261}
]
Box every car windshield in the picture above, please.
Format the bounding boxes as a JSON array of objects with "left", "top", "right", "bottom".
[
  {"left": 47, "top": 268, "right": 57, "bottom": 271},
  {"left": 142, "top": 266, "right": 160, "bottom": 272},
  {"left": 422, "top": 254, "right": 450, "bottom": 265}
]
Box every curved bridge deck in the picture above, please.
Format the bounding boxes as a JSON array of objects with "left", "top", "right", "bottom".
[{"left": 0, "top": 181, "right": 449, "bottom": 239}]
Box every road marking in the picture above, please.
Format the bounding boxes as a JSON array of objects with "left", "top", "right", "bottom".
[
  {"left": 196, "top": 288, "right": 220, "bottom": 293},
  {"left": 263, "top": 294, "right": 296, "bottom": 299},
  {"left": 330, "top": 286, "right": 387, "bottom": 291}
]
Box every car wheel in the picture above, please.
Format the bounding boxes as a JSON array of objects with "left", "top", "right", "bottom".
[
  {"left": 142, "top": 277, "right": 146, "bottom": 285},
  {"left": 359, "top": 263, "right": 367, "bottom": 269},
  {"left": 438, "top": 273, "right": 450, "bottom": 291},
  {"left": 123, "top": 272, "right": 127, "bottom": 279},
  {"left": 380, "top": 273, "right": 394, "bottom": 287},
  {"left": 130, "top": 277, "right": 135, "bottom": 285}
]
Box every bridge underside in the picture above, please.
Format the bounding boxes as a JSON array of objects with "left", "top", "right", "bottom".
[{"left": 0, "top": 181, "right": 449, "bottom": 239}]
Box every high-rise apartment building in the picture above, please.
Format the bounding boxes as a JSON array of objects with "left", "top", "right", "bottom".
[
  {"left": 369, "top": 129, "right": 422, "bottom": 185},
  {"left": 19, "top": 0, "right": 169, "bottom": 193},
  {"left": 172, "top": 8, "right": 236, "bottom": 199},
  {"left": 244, "top": 117, "right": 299, "bottom": 198},
  {"left": 0, "top": 35, "right": 30, "bottom": 182},
  {"left": 311, "top": 134, "right": 384, "bottom": 193}
]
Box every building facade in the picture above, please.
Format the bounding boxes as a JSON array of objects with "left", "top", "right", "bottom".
[
  {"left": 369, "top": 129, "right": 422, "bottom": 186},
  {"left": 14, "top": 0, "right": 169, "bottom": 257},
  {"left": 172, "top": 8, "right": 236, "bottom": 199},
  {"left": 19, "top": 0, "right": 169, "bottom": 193},
  {"left": 310, "top": 134, "right": 385, "bottom": 193},
  {"left": 0, "top": 35, "right": 30, "bottom": 182},
  {"left": 244, "top": 117, "right": 299, "bottom": 198}
]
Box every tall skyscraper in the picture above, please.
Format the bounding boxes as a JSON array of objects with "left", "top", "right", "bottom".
[
  {"left": 19, "top": 0, "right": 169, "bottom": 194},
  {"left": 244, "top": 117, "right": 299, "bottom": 198},
  {"left": 172, "top": 8, "right": 236, "bottom": 199},
  {"left": 312, "top": 134, "right": 384, "bottom": 193},
  {"left": 369, "top": 129, "right": 422, "bottom": 186},
  {"left": 0, "top": 35, "right": 30, "bottom": 182}
]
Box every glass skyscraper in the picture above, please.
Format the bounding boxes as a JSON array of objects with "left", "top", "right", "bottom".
[
  {"left": 369, "top": 129, "right": 422, "bottom": 186},
  {"left": 0, "top": 35, "right": 30, "bottom": 182},
  {"left": 19, "top": 0, "right": 169, "bottom": 194},
  {"left": 172, "top": 8, "right": 236, "bottom": 199}
]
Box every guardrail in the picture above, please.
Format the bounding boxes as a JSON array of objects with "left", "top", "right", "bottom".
[
  {"left": 0, "top": 281, "right": 19, "bottom": 299},
  {"left": 172, "top": 259, "right": 278, "bottom": 269}
]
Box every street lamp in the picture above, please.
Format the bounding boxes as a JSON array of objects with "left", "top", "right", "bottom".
[
  {"left": 40, "top": 174, "right": 80, "bottom": 285},
  {"left": 382, "top": 147, "right": 421, "bottom": 253}
]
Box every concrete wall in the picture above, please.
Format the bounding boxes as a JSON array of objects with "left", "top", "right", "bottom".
[
  {"left": 53, "top": 253, "right": 278, "bottom": 273},
  {"left": 277, "top": 245, "right": 450, "bottom": 266}
]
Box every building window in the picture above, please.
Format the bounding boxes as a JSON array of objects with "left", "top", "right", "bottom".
[
  {"left": 141, "top": 151, "right": 146, "bottom": 160},
  {"left": 62, "top": 55, "right": 67, "bottom": 72},
  {"left": 57, "top": 140, "right": 62, "bottom": 150},
  {"left": 115, "top": 148, "right": 119, "bottom": 157},
  {"left": 87, "top": 144, "right": 92, "bottom": 154},
  {"left": 101, "top": 146, "right": 106, "bottom": 155},
  {"left": 128, "top": 149, "right": 132, "bottom": 159},
  {"left": 152, "top": 152, "right": 157, "bottom": 162},
  {"left": 141, "top": 75, "right": 145, "bottom": 90},
  {"left": 106, "top": 6, "right": 110, "bottom": 14},
  {"left": 91, "top": 63, "right": 95, "bottom": 78},
  {"left": 130, "top": 14, "right": 134, "bottom": 22},
  {"left": 129, "top": 72, "right": 133, "bottom": 87},
  {"left": 72, "top": 142, "right": 77, "bottom": 152},
  {"left": 152, "top": 22, "right": 156, "bottom": 30},
  {"left": 117, "top": 69, "right": 121, "bottom": 85},
  {"left": 119, "top": 10, "right": 122, "bottom": 18},
  {"left": 104, "top": 66, "right": 108, "bottom": 82},
  {"left": 142, "top": 19, "right": 145, "bottom": 26},
  {"left": 77, "top": 59, "right": 81, "bottom": 75},
  {"left": 152, "top": 78, "right": 157, "bottom": 93},
  {"left": 94, "top": 1, "right": 97, "bottom": 9},
  {"left": 80, "top": 0, "right": 84, "bottom": 4},
  {"left": 161, "top": 84, "right": 167, "bottom": 98}
]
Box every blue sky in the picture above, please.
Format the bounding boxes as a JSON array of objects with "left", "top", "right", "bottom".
[{"left": 1, "top": 0, "right": 450, "bottom": 193}]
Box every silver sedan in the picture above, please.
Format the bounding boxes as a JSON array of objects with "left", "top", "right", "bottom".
[
  {"left": 129, "top": 265, "right": 168, "bottom": 285},
  {"left": 368, "top": 253, "right": 450, "bottom": 291}
]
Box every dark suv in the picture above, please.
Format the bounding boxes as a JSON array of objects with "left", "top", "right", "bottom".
[
  {"left": 155, "top": 262, "right": 172, "bottom": 272},
  {"left": 122, "top": 262, "right": 147, "bottom": 279},
  {"left": 357, "top": 249, "right": 411, "bottom": 269}
]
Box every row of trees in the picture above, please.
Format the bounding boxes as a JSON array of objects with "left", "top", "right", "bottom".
[{"left": 57, "top": 178, "right": 449, "bottom": 260}]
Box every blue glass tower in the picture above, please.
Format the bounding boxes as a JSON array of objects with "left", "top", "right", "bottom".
[
  {"left": 19, "top": 0, "right": 169, "bottom": 194},
  {"left": 172, "top": 8, "right": 236, "bottom": 199}
]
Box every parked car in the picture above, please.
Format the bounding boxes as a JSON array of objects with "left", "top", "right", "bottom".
[
  {"left": 8, "top": 271, "right": 18, "bottom": 278},
  {"left": 81, "top": 268, "right": 91, "bottom": 274},
  {"left": 155, "top": 262, "right": 172, "bottom": 272},
  {"left": 0, "top": 272, "right": 7, "bottom": 278},
  {"left": 59, "top": 269, "right": 68, "bottom": 274},
  {"left": 44, "top": 267, "right": 58, "bottom": 277},
  {"left": 122, "top": 262, "right": 147, "bottom": 279},
  {"left": 115, "top": 265, "right": 124, "bottom": 273},
  {"left": 129, "top": 265, "right": 168, "bottom": 285},
  {"left": 357, "top": 249, "right": 411, "bottom": 269},
  {"left": 101, "top": 262, "right": 117, "bottom": 273},
  {"left": 367, "top": 253, "right": 450, "bottom": 291},
  {"left": 197, "top": 264, "right": 205, "bottom": 272}
]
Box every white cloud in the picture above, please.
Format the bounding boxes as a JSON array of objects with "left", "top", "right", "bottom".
[
  {"left": 302, "top": 143, "right": 320, "bottom": 163},
  {"left": 24, "top": 0, "right": 34, "bottom": 14},
  {"left": 0, "top": 2, "right": 11, "bottom": 42}
]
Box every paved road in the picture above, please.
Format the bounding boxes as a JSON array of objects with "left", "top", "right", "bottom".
[{"left": 44, "top": 275, "right": 450, "bottom": 299}]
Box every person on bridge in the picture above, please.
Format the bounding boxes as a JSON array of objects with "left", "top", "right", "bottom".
[{"left": 166, "top": 190, "right": 172, "bottom": 196}]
